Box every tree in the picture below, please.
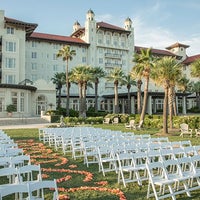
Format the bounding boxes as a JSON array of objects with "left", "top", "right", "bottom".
[
  {"left": 106, "top": 67, "right": 125, "bottom": 114},
  {"left": 51, "top": 72, "right": 65, "bottom": 109},
  {"left": 91, "top": 67, "right": 105, "bottom": 112},
  {"left": 70, "top": 65, "right": 93, "bottom": 117},
  {"left": 177, "top": 76, "right": 191, "bottom": 114},
  {"left": 132, "top": 48, "right": 154, "bottom": 125},
  {"left": 191, "top": 58, "right": 200, "bottom": 78},
  {"left": 167, "top": 63, "right": 182, "bottom": 129},
  {"left": 57, "top": 45, "right": 76, "bottom": 116},
  {"left": 130, "top": 69, "right": 142, "bottom": 114},
  {"left": 190, "top": 81, "right": 200, "bottom": 110},
  {"left": 152, "top": 57, "right": 181, "bottom": 134},
  {"left": 121, "top": 73, "right": 136, "bottom": 114}
]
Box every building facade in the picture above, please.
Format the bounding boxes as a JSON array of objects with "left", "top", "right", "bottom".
[{"left": 0, "top": 9, "right": 199, "bottom": 117}]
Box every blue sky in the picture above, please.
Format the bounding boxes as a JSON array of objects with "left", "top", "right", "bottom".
[{"left": 1, "top": 0, "right": 200, "bottom": 55}]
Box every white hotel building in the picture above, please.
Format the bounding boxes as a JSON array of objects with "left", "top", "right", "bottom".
[{"left": 0, "top": 9, "right": 199, "bottom": 117}]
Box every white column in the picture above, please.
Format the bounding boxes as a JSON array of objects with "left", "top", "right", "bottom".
[
  {"left": 153, "top": 98, "right": 157, "bottom": 114},
  {"left": 131, "top": 96, "right": 135, "bottom": 114},
  {"left": 147, "top": 95, "right": 152, "bottom": 115},
  {"left": 182, "top": 96, "right": 187, "bottom": 115}
]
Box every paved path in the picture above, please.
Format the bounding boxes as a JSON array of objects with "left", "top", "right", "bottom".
[{"left": 0, "top": 123, "right": 58, "bottom": 130}]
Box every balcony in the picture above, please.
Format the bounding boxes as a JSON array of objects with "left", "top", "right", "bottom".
[
  {"left": 105, "top": 53, "right": 122, "bottom": 59},
  {"left": 105, "top": 63, "right": 122, "bottom": 68}
]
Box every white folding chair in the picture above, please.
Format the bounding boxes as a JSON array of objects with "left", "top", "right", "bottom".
[
  {"left": 0, "top": 167, "right": 19, "bottom": 184},
  {"left": 18, "top": 164, "right": 42, "bottom": 183},
  {"left": 27, "top": 179, "right": 58, "bottom": 200},
  {"left": 6, "top": 148, "right": 23, "bottom": 157},
  {"left": 190, "top": 155, "right": 200, "bottom": 191},
  {"left": 132, "top": 151, "right": 148, "bottom": 186},
  {"left": 0, "top": 157, "right": 11, "bottom": 168},
  {"left": 0, "top": 183, "right": 29, "bottom": 200},
  {"left": 10, "top": 155, "right": 31, "bottom": 167},
  {"left": 160, "top": 149, "right": 174, "bottom": 161},
  {"left": 163, "top": 159, "right": 191, "bottom": 197},
  {"left": 83, "top": 141, "right": 98, "bottom": 167},
  {"left": 97, "top": 146, "right": 116, "bottom": 176},
  {"left": 116, "top": 152, "right": 136, "bottom": 187},
  {"left": 146, "top": 161, "right": 176, "bottom": 200},
  {"left": 172, "top": 147, "right": 186, "bottom": 159}
]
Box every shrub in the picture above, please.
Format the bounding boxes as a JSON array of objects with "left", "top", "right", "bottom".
[{"left": 6, "top": 104, "right": 17, "bottom": 113}]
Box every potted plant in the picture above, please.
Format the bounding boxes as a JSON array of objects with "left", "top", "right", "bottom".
[{"left": 6, "top": 104, "right": 17, "bottom": 117}]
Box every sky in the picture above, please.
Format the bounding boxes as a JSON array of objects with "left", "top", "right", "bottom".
[{"left": 1, "top": 0, "right": 200, "bottom": 56}]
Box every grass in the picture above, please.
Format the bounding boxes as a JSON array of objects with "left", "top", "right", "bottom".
[{"left": 2, "top": 125, "right": 200, "bottom": 200}]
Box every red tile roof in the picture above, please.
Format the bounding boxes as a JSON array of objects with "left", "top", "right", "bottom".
[
  {"left": 29, "top": 32, "right": 88, "bottom": 45},
  {"left": 135, "top": 46, "right": 177, "bottom": 57},
  {"left": 166, "top": 42, "right": 190, "bottom": 50},
  {"left": 97, "top": 21, "right": 126, "bottom": 32},
  {"left": 4, "top": 17, "right": 37, "bottom": 34},
  {"left": 182, "top": 54, "right": 200, "bottom": 64},
  {"left": 71, "top": 21, "right": 129, "bottom": 37}
]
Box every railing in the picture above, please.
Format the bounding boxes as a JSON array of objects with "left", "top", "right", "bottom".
[{"left": 105, "top": 53, "right": 122, "bottom": 59}]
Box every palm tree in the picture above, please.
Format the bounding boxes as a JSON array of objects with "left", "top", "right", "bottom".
[
  {"left": 132, "top": 48, "right": 154, "bottom": 125},
  {"left": 57, "top": 45, "right": 76, "bottom": 116},
  {"left": 130, "top": 69, "right": 142, "bottom": 114},
  {"left": 51, "top": 72, "right": 65, "bottom": 109},
  {"left": 70, "top": 65, "right": 93, "bottom": 117},
  {"left": 122, "top": 73, "right": 136, "bottom": 114},
  {"left": 168, "top": 64, "right": 182, "bottom": 129},
  {"left": 106, "top": 67, "right": 125, "bottom": 114},
  {"left": 177, "top": 76, "right": 191, "bottom": 114},
  {"left": 152, "top": 57, "right": 182, "bottom": 134},
  {"left": 91, "top": 67, "right": 105, "bottom": 113},
  {"left": 191, "top": 58, "right": 200, "bottom": 78},
  {"left": 190, "top": 81, "right": 200, "bottom": 110},
  {"left": 190, "top": 59, "right": 200, "bottom": 110}
]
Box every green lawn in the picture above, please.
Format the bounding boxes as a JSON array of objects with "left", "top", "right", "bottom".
[{"left": 2, "top": 125, "right": 200, "bottom": 200}]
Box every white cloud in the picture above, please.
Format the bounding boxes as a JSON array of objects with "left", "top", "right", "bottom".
[{"left": 133, "top": 16, "right": 200, "bottom": 56}]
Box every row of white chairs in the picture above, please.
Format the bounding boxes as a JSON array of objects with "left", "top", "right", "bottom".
[
  {"left": 146, "top": 155, "right": 200, "bottom": 200},
  {"left": 0, "top": 130, "right": 59, "bottom": 200},
  {"left": 0, "top": 179, "right": 58, "bottom": 200},
  {"left": 0, "top": 163, "right": 58, "bottom": 199}
]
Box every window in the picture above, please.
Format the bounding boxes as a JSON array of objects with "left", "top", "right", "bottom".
[
  {"left": 72, "top": 99, "right": 79, "bottom": 111},
  {"left": 31, "top": 63, "right": 37, "bottom": 70},
  {"left": 20, "top": 93, "right": 25, "bottom": 112},
  {"left": 5, "top": 58, "right": 16, "bottom": 68},
  {"left": 99, "top": 48, "right": 103, "bottom": 53},
  {"left": 6, "top": 42, "right": 16, "bottom": 52},
  {"left": 106, "top": 33, "right": 111, "bottom": 45},
  {"left": 7, "top": 27, "right": 14, "bottom": 34},
  {"left": 99, "top": 58, "right": 103, "bottom": 64},
  {"left": 82, "top": 57, "right": 86, "bottom": 63},
  {"left": 0, "top": 97, "right": 5, "bottom": 112},
  {"left": 32, "top": 41, "right": 37, "bottom": 48},
  {"left": 32, "top": 52, "right": 37, "bottom": 59},
  {"left": 82, "top": 47, "right": 86, "bottom": 53},
  {"left": 53, "top": 54, "right": 57, "bottom": 60},
  {"left": 11, "top": 92, "right": 17, "bottom": 112},
  {"left": 5, "top": 75, "right": 15, "bottom": 84},
  {"left": 53, "top": 65, "right": 58, "bottom": 71},
  {"left": 31, "top": 74, "right": 37, "bottom": 81},
  {"left": 53, "top": 44, "right": 59, "bottom": 49}
]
